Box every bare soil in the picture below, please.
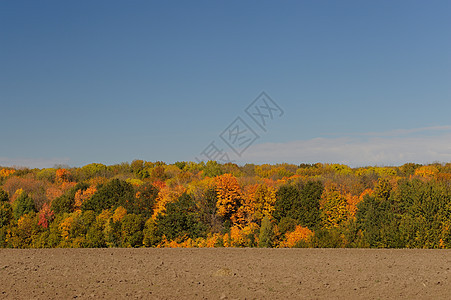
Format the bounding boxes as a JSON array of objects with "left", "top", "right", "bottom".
[{"left": 1, "top": 248, "right": 451, "bottom": 299}]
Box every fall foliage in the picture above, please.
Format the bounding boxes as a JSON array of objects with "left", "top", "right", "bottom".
[{"left": 1, "top": 161, "right": 451, "bottom": 248}]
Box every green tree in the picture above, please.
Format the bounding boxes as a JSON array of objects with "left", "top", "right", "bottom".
[
  {"left": 120, "top": 214, "right": 144, "bottom": 247},
  {"left": 9, "top": 212, "right": 40, "bottom": 248},
  {"left": 294, "top": 181, "right": 323, "bottom": 228},
  {"left": 155, "top": 193, "right": 207, "bottom": 241},
  {"left": 82, "top": 179, "right": 134, "bottom": 213},
  {"left": 0, "top": 188, "right": 13, "bottom": 228},
  {"left": 78, "top": 163, "right": 108, "bottom": 180},
  {"left": 277, "top": 217, "right": 297, "bottom": 235},
  {"left": 85, "top": 219, "right": 106, "bottom": 248},
  {"left": 0, "top": 200, "right": 14, "bottom": 247},
  {"left": 273, "top": 185, "right": 299, "bottom": 222},
  {"left": 52, "top": 183, "right": 89, "bottom": 214},
  {"left": 143, "top": 218, "right": 159, "bottom": 247},
  {"left": 204, "top": 160, "right": 223, "bottom": 177},
  {"left": 13, "top": 192, "right": 36, "bottom": 219},
  {"left": 394, "top": 179, "right": 451, "bottom": 248},
  {"left": 0, "top": 201, "right": 13, "bottom": 227},
  {"left": 197, "top": 187, "right": 222, "bottom": 232},
  {"left": 258, "top": 216, "right": 274, "bottom": 247},
  {"left": 0, "top": 188, "right": 9, "bottom": 202},
  {"left": 130, "top": 159, "right": 145, "bottom": 174},
  {"left": 174, "top": 161, "right": 187, "bottom": 170},
  {"left": 273, "top": 181, "right": 323, "bottom": 228},
  {"left": 311, "top": 227, "right": 344, "bottom": 248},
  {"left": 126, "top": 183, "right": 158, "bottom": 218},
  {"left": 356, "top": 191, "right": 404, "bottom": 248}
]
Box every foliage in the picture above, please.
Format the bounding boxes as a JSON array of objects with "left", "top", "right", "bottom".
[
  {"left": 2, "top": 161, "right": 451, "bottom": 248},
  {"left": 154, "top": 193, "right": 207, "bottom": 243},
  {"left": 0, "top": 201, "right": 13, "bottom": 227},
  {"left": 273, "top": 181, "right": 322, "bottom": 229},
  {"left": 320, "top": 183, "right": 349, "bottom": 229},
  {"left": 120, "top": 214, "right": 144, "bottom": 247},
  {"left": 215, "top": 174, "right": 243, "bottom": 224},
  {"left": 258, "top": 216, "right": 274, "bottom": 247},
  {"left": 52, "top": 183, "right": 89, "bottom": 214},
  {"left": 279, "top": 225, "right": 313, "bottom": 248},
  {"left": 0, "top": 188, "right": 9, "bottom": 202},
  {"left": 127, "top": 183, "right": 158, "bottom": 218},
  {"left": 13, "top": 192, "right": 37, "bottom": 219},
  {"left": 38, "top": 203, "right": 54, "bottom": 228},
  {"left": 82, "top": 179, "right": 134, "bottom": 213}
]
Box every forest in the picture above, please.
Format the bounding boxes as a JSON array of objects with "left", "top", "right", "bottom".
[{"left": 1, "top": 160, "right": 451, "bottom": 249}]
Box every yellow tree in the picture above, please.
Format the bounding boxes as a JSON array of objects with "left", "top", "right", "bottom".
[
  {"left": 112, "top": 206, "right": 127, "bottom": 223},
  {"left": 74, "top": 186, "right": 97, "bottom": 211},
  {"left": 55, "top": 168, "right": 72, "bottom": 184},
  {"left": 344, "top": 192, "right": 362, "bottom": 218},
  {"left": 152, "top": 184, "right": 186, "bottom": 219},
  {"left": 214, "top": 174, "right": 243, "bottom": 224},
  {"left": 279, "top": 225, "right": 313, "bottom": 248},
  {"left": 59, "top": 212, "right": 80, "bottom": 241},
  {"left": 414, "top": 165, "right": 439, "bottom": 178},
  {"left": 243, "top": 183, "right": 276, "bottom": 223},
  {"left": 320, "top": 183, "right": 349, "bottom": 229},
  {"left": 0, "top": 168, "right": 15, "bottom": 178}
]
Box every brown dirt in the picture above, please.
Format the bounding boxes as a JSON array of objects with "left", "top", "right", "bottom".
[{"left": 1, "top": 248, "right": 451, "bottom": 299}]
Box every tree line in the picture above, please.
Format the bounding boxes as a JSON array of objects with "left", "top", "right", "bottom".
[{"left": 1, "top": 161, "right": 451, "bottom": 248}]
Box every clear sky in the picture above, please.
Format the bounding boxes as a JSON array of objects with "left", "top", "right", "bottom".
[{"left": 1, "top": 0, "right": 450, "bottom": 168}]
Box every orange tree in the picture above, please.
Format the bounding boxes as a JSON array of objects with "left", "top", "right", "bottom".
[{"left": 214, "top": 174, "right": 243, "bottom": 225}]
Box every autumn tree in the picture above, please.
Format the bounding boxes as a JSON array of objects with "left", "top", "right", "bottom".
[
  {"left": 85, "top": 219, "right": 106, "bottom": 248},
  {"left": 152, "top": 184, "right": 186, "bottom": 218},
  {"left": 55, "top": 168, "right": 72, "bottom": 184},
  {"left": 143, "top": 218, "right": 159, "bottom": 247},
  {"left": 279, "top": 225, "right": 313, "bottom": 248},
  {"left": 52, "top": 183, "right": 89, "bottom": 214},
  {"left": 127, "top": 182, "right": 158, "bottom": 218},
  {"left": 320, "top": 183, "right": 348, "bottom": 229},
  {"left": 9, "top": 213, "right": 40, "bottom": 248},
  {"left": 2, "top": 176, "right": 48, "bottom": 210},
  {"left": 414, "top": 165, "right": 439, "bottom": 178},
  {"left": 38, "top": 203, "right": 54, "bottom": 229},
  {"left": 373, "top": 178, "right": 392, "bottom": 201},
  {"left": 74, "top": 186, "right": 97, "bottom": 211},
  {"left": 244, "top": 184, "right": 276, "bottom": 224},
  {"left": 0, "top": 168, "right": 16, "bottom": 179},
  {"left": 198, "top": 187, "right": 222, "bottom": 232},
  {"left": 215, "top": 174, "right": 243, "bottom": 224},
  {"left": 151, "top": 166, "right": 167, "bottom": 181},
  {"left": 130, "top": 159, "right": 145, "bottom": 175}
]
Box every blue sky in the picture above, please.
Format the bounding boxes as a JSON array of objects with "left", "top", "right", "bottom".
[{"left": 1, "top": 0, "right": 450, "bottom": 168}]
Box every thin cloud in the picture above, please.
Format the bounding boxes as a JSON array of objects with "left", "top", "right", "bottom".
[
  {"left": 0, "top": 157, "right": 71, "bottom": 169},
  {"left": 326, "top": 125, "right": 451, "bottom": 137},
  {"left": 240, "top": 127, "right": 451, "bottom": 167}
]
